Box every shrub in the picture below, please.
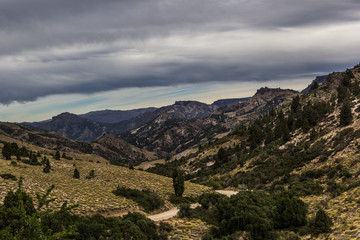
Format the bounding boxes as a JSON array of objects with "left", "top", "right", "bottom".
[
  {"left": 178, "top": 203, "right": 192, "bottom": 218},
  {"left": 112, "top": 186, "right": 164, "bottom": 212},
  {"left": 73, "top": 168, "right": 80, "bottom": 179},
  {"left": 0, "top": 173, "right": 17, "bottom": 181},
  {"left": 85, "top": 170, "right": 95, "bottom": 179},
  {"left": 310, "top": 208, "right": 333, "bottom": 236}
]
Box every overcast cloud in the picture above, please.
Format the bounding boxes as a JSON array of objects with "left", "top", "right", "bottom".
[{"left": 1, "top": 0, "right": 360, "bottom": 109}]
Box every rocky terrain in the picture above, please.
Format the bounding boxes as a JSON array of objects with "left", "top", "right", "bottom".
[
  {"left": 123, "top": 87, "right": 298, "bottom": 156},
  {"left": 0, "top": 122, "right": 155, "bottom": 165}
]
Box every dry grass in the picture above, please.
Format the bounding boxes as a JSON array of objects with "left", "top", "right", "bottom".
[{"left": 0, "top": 153, "right": 210, "bottom": 215}]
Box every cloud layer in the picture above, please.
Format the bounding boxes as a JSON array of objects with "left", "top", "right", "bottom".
[{"left": 1, "top": 0, "right": 360, "bottom": 104}]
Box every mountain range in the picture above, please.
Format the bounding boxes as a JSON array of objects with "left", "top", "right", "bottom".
[{"left": 2, "top": 65, "right": 360, "bottom": 239}]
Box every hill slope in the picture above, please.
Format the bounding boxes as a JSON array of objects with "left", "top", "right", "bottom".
[
  {"left": 123, "top": 87, "right": 298, "bottom": 156},
  {"left": 0, "top": 122, "right": 155, "bottom": 165},
  {"left": 146, "top": 64, "right": 360, "bottom": 239}
]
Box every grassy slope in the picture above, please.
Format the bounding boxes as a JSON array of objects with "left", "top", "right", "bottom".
[{"left": 0, "top": 152, "right": 209, "bottom": 215}]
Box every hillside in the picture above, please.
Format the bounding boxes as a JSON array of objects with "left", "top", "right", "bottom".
[
  {"left": 0, "top": 122, "right": 155, "bottom": 165},
  {"left": 80, "top": 107, "right": 157, "bottom": 124},
  {"left": 25, "top": 100, "right": 221, "bottom": 142},
  {"left": 0, "top": 148, "right": 209, "bottom": 215},
  {"left": 123, "top": 87, "right": 298, "bottom": 156},
  {"left": 146, "top": 64, "right": 360, "bottom": 239}
]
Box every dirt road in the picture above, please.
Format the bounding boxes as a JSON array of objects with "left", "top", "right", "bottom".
[{"left": 148, "top": 190, "right": 238, "bottom": 221}]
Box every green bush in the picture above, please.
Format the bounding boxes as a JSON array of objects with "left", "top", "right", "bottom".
[
  {"left": 0, "top": 178, "right": 169, "bottom": 239},
  {"left": 289, "top": 181, "right": 323, "bottom": 196},
  {"left": 309, "top": 208, "right": 333, "bottom": 236},
  {"left": 0, "top": 173, "right": 17, "bottom": 181},
  {"left": 112, "top": 186, "right": 164, "bottom": 212},
  {"left": 178, "top": 203, "right": 192, "bottom": 218},
  {"left": 168, "top": 194, "right": 195, "bottom": 205}
]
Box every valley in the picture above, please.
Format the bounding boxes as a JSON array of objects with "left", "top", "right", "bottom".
[{"left": 1, "top": 65, "right": 360, "bottom": 239}]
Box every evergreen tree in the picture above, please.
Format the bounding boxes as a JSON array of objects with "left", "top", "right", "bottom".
[
  {"left": 249, "top": 122, "right": 263, "bottom": 148},
  {"left": 274, "top": 192, "right": 307, "bottom": 229},
  {"left": 43, "top": 157, "right": 50, "bottom": 173},
  {"left": 277, "top": 110, "right": 284, "bottom": 120},
  {"left": 217, "top": 148, "right": 228, "bottom": 163},
  {"left": 54, "top": 150, "right": 60, "bottom": 160},
  {"left": 73, "top": 168, "right": 80, "bottom": 179},
  {"left": 62, "top": 153, "right": 67, "bottom": 159},
  {"left": 264, "top": 125, "right": 274, "bottom": 145},
  {"left": 1, "top": 143, "right": 12, "bottom": 160},
  {"left": 340, "top": 101, "right": 353, "bottom": 126},
  {"left": 282, "top": 124, "right": 291, "bottom": 142},
  {"left": 337, "top": 85, "right": 350, "bottom": 103},
  {"left": 310, "top": 208, "right": 333, "bottom": 236},
  {"left": 172, "top": 169, "right": 184, "bottom": 197},
  {"left": 310, "top": 81, "right": 319, "bottom": 90},
  {"left": 302, "top": 118, "right": 311, "bottom": 132}
]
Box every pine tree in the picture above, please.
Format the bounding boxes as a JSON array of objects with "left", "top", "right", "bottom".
[
  {"left": 43, "top": 158, "right": 50, "bottom": 173},
  {"left": 2, "top": 143, "right": 12, "bottom": 160},
  {"left": 310, "top": 81, "right": 319, "bottom": 90},
  {"left": 340, "top": 101, "right": 353, "bottom": 126},
  {"left": 73, "top": 168, "right": 80, "bottom": 179},
  {"left": 172, "top": 169, "right": 184, "bottom": 197},
  {"left": 310, "top": 208, "right": 333, "bottom": 236},
  {"left": 54, "top": 150, "right": 60, "bottom": 160},
  {"left": 282, "top": 124, "right": 291, "bottom": 142}
]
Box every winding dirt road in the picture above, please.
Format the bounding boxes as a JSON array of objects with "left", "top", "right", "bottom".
[{"left": 148, "top": 190, "right": 238, "bottom": 221}]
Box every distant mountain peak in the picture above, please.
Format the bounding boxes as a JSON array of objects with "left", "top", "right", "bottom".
[{"left": 255, "top": 87, "right": 297, "bottom": 96}]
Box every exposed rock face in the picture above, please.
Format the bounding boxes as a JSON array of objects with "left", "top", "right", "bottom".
[
  {"left": 92, "top": 134, "right": 156, "bottom": 165},
  {"left": 38, "top": 112, "right": 107, "bottom": 142},
  {"left": 123, "top": 87, "right": 299, "bottom": 156}
]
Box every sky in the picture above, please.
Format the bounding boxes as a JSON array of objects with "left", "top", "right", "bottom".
[{"left": 0, "top": 0, "right": 360, "bottom": 122}]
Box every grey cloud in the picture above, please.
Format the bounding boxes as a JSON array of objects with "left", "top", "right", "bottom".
[{"left": 0, "top": 0, "right": 360, "bottom": 104}]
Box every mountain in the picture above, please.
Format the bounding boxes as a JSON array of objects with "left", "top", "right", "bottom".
[
  {"left": 146, "top": 64, "right": 360, "bottom": 239},
  {"left": 0, "top": 121, "right": 155, "bottom": 165},
  {"left": 123, "top": 87, "right": 298, "bottom": 156},
  {"left": 301, "top": 75, "right": 329, "bottom": 93},
  {"left": 80, "top": 107, "right": 157, "bottom": 124},
  {"left": 211, "top": 97, "right": 249, "bottom": 107},
  {"left": 25, "top": 100, "right": 221, "bottom": 142},
  {"left": 33, "top": 112, "right": 107, "bottom": 142}
]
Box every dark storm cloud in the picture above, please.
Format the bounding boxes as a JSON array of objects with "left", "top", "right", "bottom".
[{"left": 1, "top": 0, "right": 360, "bottom": 104}]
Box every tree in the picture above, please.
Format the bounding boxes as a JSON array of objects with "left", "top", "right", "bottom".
[
  {"left": 291, "top": 95, "right": 301, "bottom": 113},
  {"left": 172, "top": 169, "right": 184, "bottom": 197},
  {"left": 274, "top": 192, "right": 307, "bottom": 229},
  {"left": 310, "top": 208, "right": 333, "bottom": 236},
  {"left": 310, "top": 81, "right": 319, "bottom": 90},
  {"left": 73, "top": 168, "right": 80, "bottom": 179},
  {"left": 62, "top": 153, "right": 67, "bottom": 159},
  {"left": 43, "top": 157, "right": 51, "bottom": 173},
  {"left": 54, "top": 150, "right": 60, "bottom": 160},
  {"left": 249, "top": 122, "right": 263, "bottom": 148},
  {"left": 1, "top": 143, "right": 12, "bottom": 160},
  {"left": 340, "top": 101, "right": 353, "bottom": 126}
]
